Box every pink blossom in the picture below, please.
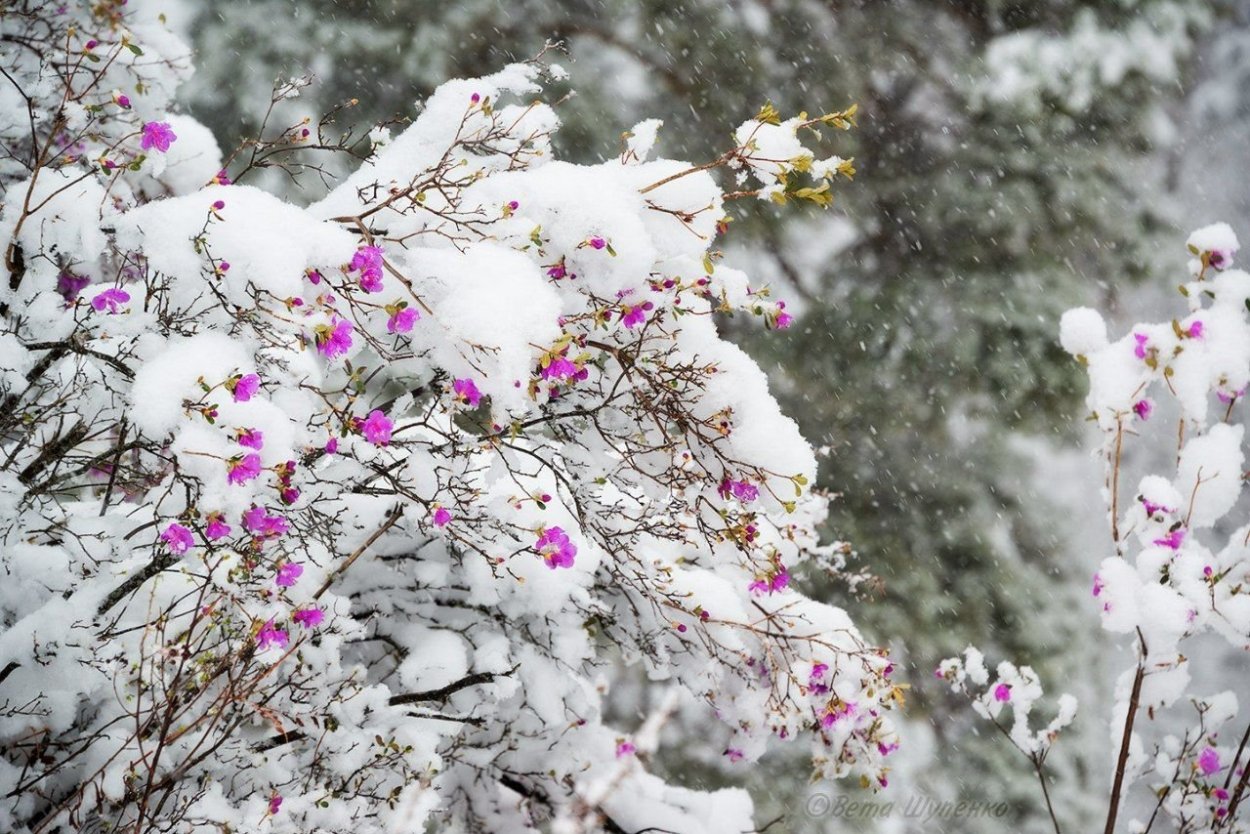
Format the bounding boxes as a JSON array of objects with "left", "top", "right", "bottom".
[
  {"left": 1133, "top": 332, "right": 1150, "bottom": 359},
  {"left": 535, "top": 526, "right": 577, "bottom": 569},
  {"left": 316, "top": 318, "right": 354, "bottom": 359},
  {"left": 226, "top": 453, "right": 262, "bottom": 485},
  {"left": 211, "top": 169, "right": 231, "bottom": 185},
  {"left": 160, "top": 523, "right": 194, "bottom": 554},
  {"left": 256, "top": 620, "right": 288, "bottom": 651},
  {"left": 718, "top": 478, "right": 759, "bottom": 502},
  {"left": 1092, "top": 572, "right": 1103, "bottom": 597},
  {"left": 547, "top": 262, "right": 568, "bottom": 280},
  {"left": 809, "top": 662, "right": 830, "bottom": 695},
  {"left": 1187, "top": 320, "right": 1205, "bottom": 339},
  {"left": 56, "top": 272, "right": 90, "bottom": 303},
  {"left": 615, "top": 740, "right": 636, "bottom": 758},
  {"left": 232, "top": 373, "right": 260, "bottom": 402},
  {"left": 324, "top": 437, "right": 339, "bottom": 455},
  {"left": 452, "top": 378, "right": 482, "bottom": 407},
  {"left": 1199, "top": 747, "right": 1222, "bottom": 776},
  {"left": 236, "top": 428, "right": 264, "bottom": 449},
  {"left": 350, "top": 245, "right": 385, "bottom": 293},
  {"left": 242, "top": 506, "right": 288, "bottom": 540},
  {"left": 433, "top": 506, "right": 452, "bottom": 527},
  {"left": 205, "top": 513, "right": 231, "bottom": 540},
  {"left": 1154, "top": 528, "right": 1186, "bottom": 550},
  {"left": 275, "top": 562, "right": 303, "bottom": 588},
  {"left": 267, "top": 795, "right": 283, "bottom": 815},
  {"left": 994, "top": 683, "right": 1011, "bottom": 702},
  {"left": 724, "top": 748, "right": 744, "bottom": 763},
  {"left": 621, "top": 302, "right": 654, "bottom": 329},
  {"left": 588, "top": 236, "right": 607, "bottom": 250},
  {"left": 1132, "top": 398, "right": 1153, "bottom": 421},
  {"left": 90, "top": 287, "right": 130, "bottom": 314},
  {"left": 140, "top": 121, "right": 177, "bottom": 153},
  {"left": 541, "top": 355, "right": 579, "bottom": 381},
  {"left": 775, "top": 301, "right": 793, "bottom": 330},
  {"left": 113, "top": 92, "right": 131, "bottom": 109},
  {"left": 770, "top": 569, "right": 790, "bottom": 593},
  {"left": 1141, "top": 498, "right": 1172, "bottom": 517},
  {"left": 293, "top": 607, "right": 325, "bottom": 628},
  {"left": 1210, "top": 247, "right": 1237, "bottom": 270},
  {"left": 358, "top": 410, "right": 393, "bottom": 445},
  {"left": 387, "top": 306, "right": 418, "bottom": 334}
]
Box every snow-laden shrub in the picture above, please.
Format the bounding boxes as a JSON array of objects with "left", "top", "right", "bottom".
[
  {"left": 943, "top": 225, "right": 1250, "bottom": 833},
  {"left": 0, "top": 3, "right": 895, "bottom": 832}
]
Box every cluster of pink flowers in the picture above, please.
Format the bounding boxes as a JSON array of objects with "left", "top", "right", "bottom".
[
  {"left": 349, "top": 245, "right": 385, "bottom": 293},
  {"left": 535, "top": 526, "right": 576, "bottom": 569}
]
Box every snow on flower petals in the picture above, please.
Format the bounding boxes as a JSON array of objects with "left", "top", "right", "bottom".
[
  {"left": 160, "top": 523, "right": 194, "bottom": 554},
  {"left": 535, "top": 526, "right": 576, "bottom": 569},
  {"left": 139, "top": 121, "right": 177, "bottom": 152}
]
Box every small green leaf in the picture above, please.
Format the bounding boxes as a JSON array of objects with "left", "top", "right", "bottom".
[{"left": 126, "top": 43, "right": 144, "bottom": 56}]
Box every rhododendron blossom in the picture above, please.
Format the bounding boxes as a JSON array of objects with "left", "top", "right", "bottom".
[
  {"left": 140, "top": 120, "right": 177, "bottom": 152},
  {"left": 161, "top": 522, "right": 194, "bottom": 554}
]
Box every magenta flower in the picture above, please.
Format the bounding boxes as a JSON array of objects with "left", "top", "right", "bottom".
[
  {"left": 615, "top": 740, "right": 636, "bottom": 759},
  {"left": 1210, "top": 247, "right": 1236, "bottom": 270},
  {"left": 316, "top": 318, "right": 354, "bottom": 359},
  {"left": 359, "top": 410, "right": 393, "bottom": 445},
  {"left": 161, "top": 523, "right": 195, "bottom": 554},
  {"left": 205, "top": 513, "right": 231, "bottom": 540},
  {"left": 588, "top": 236, "right": 607, "bottom": 250},
  {"left": 236, "top": 428, "right": 264, "bottom": 450},
  {"left": 1141, "top": 498, "right": 1172, "bottom": 517},
  {"left": 1132, "top": 398, "right": 1153, "bottom": 421},
  {"left": 211, "top": 169, "right": 231, "bottom": 185},
  {"left": 349, "top": 245, "right": 385, "bottom": 293},
  {"left": 433, "top": 506, "right": 452, "bottom": 527},
  {"left": 293, "top": 606, "right": 325, "bottom": 629},
  {"left": 1199, "top": 747, "right": 1222, "bottom": 776},
  {"left": 535, "top": 526, "right": 577, "bottom": 569},
  {"left": 387, "top": 306, "right": 418, "bottom": 334},
  {"left": 1092, "top": 572, "right": 1103, "bottom": 597},
  {"left": 256, "top": 620, "right": 288, "bottom": 651},
  {"left": 231, "top": 373, "right": 260, "bottom": 402},
  {"left": 275, "top": 562, "right": 303, "bottom": 588},
  {"left": 621, "top": 302, "right": 654, "bottom": 329},
  {"left": 770, "top": 569, "right": 790, "bottom": 593},
  {"left": 1187, "top": 320, "right": 1204, "bottom": 339},
  {"left": 226, "top": 453, "right": 262, "bottom": 486},
  {"left": 809, "top": 662, "right": 830, "bottom": 695},
  {"left": 993, "top": 683, "right": 1011, "bottom": 702},
  {"left": 718, "top": 478, "right": 759, "bottom": 503},
  {"left": 452, "top": 378, "right": 482, "bottom": 407},
  {"left": 775, "top": 301, "right": 793, "bottom": 330},
  {"left": 724, "top": 748, "right": 744, "bottom": 763},
  {"left": 1133, "top": 332, "right": 1150, "bottom": 359},
  {"left": 242, "top": 506, "right": 288, "bottom": 540},
  {"left": 56, "top": 272, "right": 90, "bottom": 303},
  {"left": 90, "top": 287, "right": 130, "bottom": 314},
  {"left": 114, "top": 93, "right": 131, "bottom": 109},
  {"left": 547, "top": 262, "right": 568, "bottom": 280},
  {"left": 1154, "top": 528, "right": 1187, "bottom": 550},
  {"left": 541, "top": 355, "right": 579, "bottom": 381},
  {"left": 324, "top": 437, "right": 339, "bottom": 455},
  {"left": 139, "top": 121, "right": 177, "bottom": 153},
  {"left": 267, "top": 795, "right": 283, "bottom": 815}
]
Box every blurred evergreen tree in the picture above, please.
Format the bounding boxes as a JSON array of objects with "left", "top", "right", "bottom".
[{"left": 180, "top": 1, "right": 1226, "bottom": 829}]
